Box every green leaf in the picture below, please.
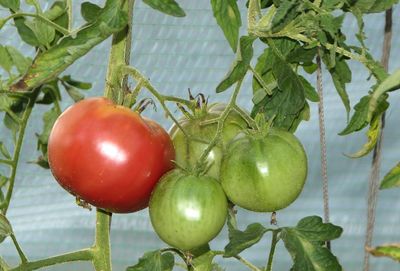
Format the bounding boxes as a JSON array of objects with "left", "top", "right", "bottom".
[
  {"left": 25, "top": 18, "right": 56, "bottom": 48},
  {"left": 14, "top": 17, "right": 41, "bottom": 47},
  {"left": 224, "top": 223, "right": 268, "bottom": 257},
  {"left": 367, "top": 244, "right": 400, "bottom": 262},
  {"left": 211, "top": 0, "right": 242, "bottom": 52},
  {"left": 286, "top": 47, "right": 317, "bottom": 64},
  {"left": 216, "top": 36, "right": 255, "bottom": 93},
  {"left": 65, "top": 85, "right": 84, "bottom": 102},
  {"left": 0, "top": 141, "right": 11, "bottom": 159},
  {"left": 339, "top": 94, "right": 388, "bottom": 135},
  {"left": 380, "top": 163, "right": 400, "bottom": 190},
  {"left": 191, "top": 250, "right": 218, "bottom": 271},
  {"left": 62, "top": 75, "right": 92, "bottom": 90},
  {"left": 81, "top": 2, "right": 102, "bottom": 22},
  {"left": 0, "top": 45, "right": 13, "bottom": 74},
  {"left": 327, "top": 57, "right": 351, "bottom": 116},
  {"left": 300, "top": 76, "right": 319, "bottom": 102},
  {"left": 142, "top": 0, "right": 186, "bottom": 17},
  {"left": 10, "top": 0, "right": 128, "bottom": 91},
  {"left": 289, "top": 101, "right": 310, "bottom": 133},
  {"left": 281, "top": 216, "right": 343, "bottom": 271},
  {"left": 126, "top": 250, "right": 174, "bottom": 271},
  {"left": 346, "top": 115, "right": 381, "bottom": 158},
  {"left": 271, "top": 0, "right": 300, "bottom": 32},
  {"left": 0, "top": 0, "right": 20, "bottom": 11},
  {"left": 351, "top": 0, "right": 399, "bottom": 13},
  {"left": 368, "top": 69, "right": 400, "bottom": 121},
  {"left": 0, "top": 213, "right": 13, "bottom": 243},
  {"left": 5, "top": 46, "right": 32, "bottom": 74}
]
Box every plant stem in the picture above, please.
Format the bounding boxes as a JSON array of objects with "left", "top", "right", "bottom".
[
  {"left": 3, "top": 13, "right": 70, "bottom": 35},
  {"left": 233, "top": 105, "right": 258, "bottom": 129},
  {"left": 92, "top": 209, "right": 113, "bottom": 271},
  {"left": 265, "top": 231, "right": 279, "bottom": 271},
  {"left": 234, "top": 255, "right": 262, "bottom": 271},
  {"left": 9, "top": 249, "right": 94, "bottom": 271},
  {"left": 11, "top": 234, "right": 28, "bottom": 264},
  {"left": 2, "top": 92, "right": 38, "bottom": 215}
]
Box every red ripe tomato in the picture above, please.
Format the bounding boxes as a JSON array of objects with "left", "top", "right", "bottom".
[{"left": 48, "top": 97, "right": 175, "bottom": 213}]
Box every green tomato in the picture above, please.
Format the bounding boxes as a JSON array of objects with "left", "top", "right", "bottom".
[
  {"left": 169, "top": 103, "right": 248, "bottom": 179},
  {"left": 220, "top": 128, "right": 308, "bottom": 212},
  {"left": 149, "top": 170, "right": 228, "bottom": 251}
]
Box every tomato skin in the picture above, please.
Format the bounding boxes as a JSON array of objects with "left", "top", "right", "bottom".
[
  {"left": 149, "top": 170, "right": 228, "bottom": 251},
  {"left": 169, "top": 104, "right": 248, "bottom": 179},
  {"left": 220, "top": 129, "right": 307, "bottom": 212},
  {"left": 48, "top": 97, "right": 175, "bottom": 213}
]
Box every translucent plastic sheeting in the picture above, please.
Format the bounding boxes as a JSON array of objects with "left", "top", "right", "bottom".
[{"left": 0, "top": 1, "right": 400, "bottom": 270}]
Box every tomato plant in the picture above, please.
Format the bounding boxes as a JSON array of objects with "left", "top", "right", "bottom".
[
  {"left": 220, "top": 128, "right": 307, "bottom": 212},
  {"left": 149, "top": 169, "right": 228, "bottom": 251},
  {"left": 48, "top": 97, "right": 175, "bottom": 213},
  {"left": 169, "top": 103, "right": 248, "bottom": 178}
]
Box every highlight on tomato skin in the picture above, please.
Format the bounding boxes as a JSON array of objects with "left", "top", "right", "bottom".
[{"left": 47, "top": 97, "right": 175, "bottom": 213}]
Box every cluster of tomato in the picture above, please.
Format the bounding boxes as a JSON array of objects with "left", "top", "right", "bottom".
[{"left": 48, "top": 97, "right": 307, "bottom": 252}]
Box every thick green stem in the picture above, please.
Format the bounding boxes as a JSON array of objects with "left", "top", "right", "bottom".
[
  {"left": 9, "top": 249, "right": 94, "bottom": 271},
  {"left": 92, "top": 209, "right": 112, "bottom": 271},
  {"left": 213, "top": 251, "right": 261, "bottom": 271},
  {"left": 265, "top": 231, "right": 279, "bottom": 271},
  {"left": 11, "top": 234, "right": 28, "bottom": 264}
]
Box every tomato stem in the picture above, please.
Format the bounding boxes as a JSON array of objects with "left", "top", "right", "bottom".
[
  {"left": 10, "top": 233, "right": 28, "bottom": 264},
  {"left": 92, "top": 209, "right": 113, "bottom": 271},
  {"left": 265, "top": 230, "right": 280, "bottom": 271}
]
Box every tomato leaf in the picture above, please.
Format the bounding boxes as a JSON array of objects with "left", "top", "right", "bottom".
[
  {"left": 9, "top": 0, "right": 128, "bottom": 92},
  {"left": 0, "top": 213, "right": 13, "bottom": 243},
  {"left": 271, "top": 0, "right": 301, "bottom": 32},
  {"left": 14, "top": 17, "right": 41, "bottom": 47},
  {"left": 380, "top": 162, "right": 400, "bottom": 190},
  {"left": 224, "top": 223, "right": 269, "bottom": 257},
  {"left": 190, "top": 249, "right": 219, "bottom": 271},
  {"left": 0, "top": 0, "right": 20, "bottom": 12},
  {"left": 0, "top": 45, "right": 13, "bottom": 74},
  {"left": 5, "top": 46, "right": 32, "bottom": 75},
  {"left": 211, "top": 0, "right": 242, "bottom": 52},
  {"left": 367, "top": 243, "right": 400, "bottom": 262},
  {"left": 126, "top": 250, "right": 174, "bottom": 271},
  {"left": 62, "top": 75, "right": 92, "bottom": 90},
  {"left": 25, "top": 17, "right": 56, "bottom": 49},
  {"left": 281, "top": 216, "right": 343, "bottom": 271},
  {"left": 142, "top": 0, "right": 186, "bottom": 17},
  {"left": 81, "top": 2, "right": 102, "bottom": 22},
  {"left": 216, "top": 36, "right": 255, "bottom": 93},
  {"left": 300, "top": 76, "right": 319, "bottom": 102},
  {"left": 0, "top": 141, "right": 11, "bottom": 160},
  {"left": 350, "top": 0, "right": 399, "bottom": 14}
]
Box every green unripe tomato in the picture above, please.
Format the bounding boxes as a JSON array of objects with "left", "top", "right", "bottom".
[
  {"left": 149, "top": 170, "right": 228, "bottom": 251},
  {"left": 169, "top": 103, "right": 248, "bottom": 179},
  {"left": 220, "top": 128, "right": 308, "bottom": 212}
]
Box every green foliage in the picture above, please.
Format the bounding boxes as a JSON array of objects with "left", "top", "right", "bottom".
[
  {"left": 368, "top": 244, "right": 400, "bottom": 262},
  {"left": 211, "top": 0, "right": 242, "bottom": 51},
  {"left": 0, "top": 0, "right": 20, "bottom": 12},
  {"left": 126, "top": 250, "right": 175, "bottom": 271},
  {"left": 349, "top": 0, "right": 399, "bottom": 13},
  {"left": 81, "top": 2, "right": 102, "bottom": 22},
  {"left": 281, "top": 216, "right": 343, "bottom": 271},
  {"left": 142, "top": 0, "right": 186, "bottom": 17},
  {"left": 380, "top": 163, "right": 400, "bottom": 190},
  {"left": 0, "top": 213, "right": 12, "bottom": 243}
]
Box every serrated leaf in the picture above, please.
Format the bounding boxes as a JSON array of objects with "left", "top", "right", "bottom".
[
  {"left": 216, "top": 36, "right": 255, "bottom": 93},
  {"left": 0, "top": 45, "right": 13, "bottom": 74},
  {"left": 81, "top": 2, "right": 102, "bottom": 22},
  {"left": 271, "top": 0, "right": 300, "bottom": 32},
  {"left": 0, "top": 142, "right": 11, "bottom": 159},
  {"left": 0, "top": 0, "right": 20, "bottom": 11},
  {"left": 380, "top": 163, "right": 400, "bottom": 190},
  {"left": 351, "top": 0, "right": 399, "bottom": 13},
  {"left": 346, "top": 114, "right": 381, "bottom": 158},
  {"left": 5, "top": 46, "right": 31, "bottom": 74},
  {"left": 126, "top": 250, "right": 174, "bottom": 271},
  {"left": 224, "top": 223, "right": 268, "bottom": 257},
  {"left": 211, "top": 0, "right": 241, "bottom": 52},
  {"left": 62, "top": 75, "right": 92, "bottom": 90},
  {"left": 367, "top": 244, "right": 400, "bottom": 262},
  {"left": 0, "top": 213, "right": 13, "bottom": 243},
  {"left": 142, "top": 0, "right": 185, "bottom": 17},
  {"left": 281, "top": 216, "right": 343, "bottom": 271},
  {"left": 10, "top": 0, "right": 128, "bottom": 91},
  {"left": 368, "top": 69, "right": 400, "bottom": 121}
]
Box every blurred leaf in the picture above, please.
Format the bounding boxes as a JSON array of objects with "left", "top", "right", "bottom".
[
  {"left": 211, "top": 0, "right": 241, "bottom": 52},
  {"left": 0, "top": 45, "right": 13, "bottom": 74},
  {"left": 367, "top": 244, "right": 400, "bottom": 262},
  {"left": 351, "top": 0, "right": 399, "bottom": 13},
  {"left": 271, "top": 0, "right": 301, "bottom": 32},
  {"left": 25, "top": 18, "right": 56, "bottom": 48},
  {"left": 380, "top": 163, "right": 400, "bottom": 190},
  {"left": 81, "top": 2, "right": 102, "bottom": 22},
  {"left": 5, "top": 46, "right": 32, "bottom": 74},
  {"left": 14, "top": 17, "right": 41, "bottom": 47},
  {"left": 45, "top": 1, "right": 69, "bottom": 44},
  {"left": 346, "top": 115, "right": 381, "bottom": 158},
  {"left": 224, "top": 223, "right": 268, "bottom": 257},
  {"left": 10, "top": 0, "right": 128, "bottom": 91},
  {"left": 0, "top": 213, "right": 12, "bottom": 243},
  {"left": 289, "top": 101, "right": 310, "bottom": 133},
  {"left": 142, "top": 0, "right": 186, "bottom": 17},
  {"left": 190, "top": 250, "right": 218, "bottom": 271},
  {"left": 36, "top": 81, "right": 62, "bottom": 105},
  {"left": 0, "top": 0, "right": 20, "bottom": 11},
  {"left": 281, "top": 216, "right": 343, "bottom": 271},
  {"left": 0, "top": 142, "right": 11, "bottom": 159},
  {"left": 286, "top": 47, "right": 317, "bottom": 64},
  {"left": 64, "top": 85, "right": 84, "bottom": 102},
  {"left": 126, "top": 250, "right": 174, "bottom": 271},
  {"left": 216, "top": 36, "right": 255, "bottom": 92},
  {"left": 62, "top": 75, "right": 92, "bottom": 90}
]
